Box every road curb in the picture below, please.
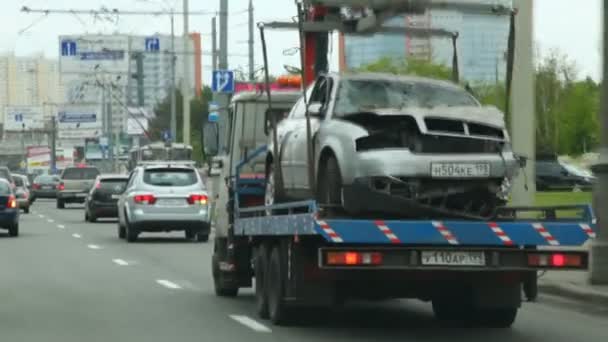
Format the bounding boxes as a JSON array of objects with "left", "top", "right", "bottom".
[{"left": 539, "top": 281, "right": 608, "bottom": 306}]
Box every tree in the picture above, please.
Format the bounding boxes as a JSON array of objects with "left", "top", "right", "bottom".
[
  {"left": 358, "top": 57, "right": 453, "bottom": 81},
  {"left": 149, "top": 86, "right": 214, "bottom": 163}
]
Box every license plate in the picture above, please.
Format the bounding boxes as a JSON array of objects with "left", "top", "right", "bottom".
[
  {"left": 431, "top": 163, "right": 490, "bottom": 178},
  {"left": 76, "top": 193, "right": 87, "bottom": 197},
  {"left": 111, "top": 194, "right": 121, "bottom": 199},
  {"left": 156, "top": 199, "right": 186, "bottom": 207},
  {"left": 421, "top": 251, "right": 486, "bottom": 266},
  {"left": 42, "top": 186, "right": 53, "bottom": 190}
]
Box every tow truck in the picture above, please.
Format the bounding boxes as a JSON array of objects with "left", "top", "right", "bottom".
[{"left": 206, "top": 0, "right": 596, "bottom": 328}]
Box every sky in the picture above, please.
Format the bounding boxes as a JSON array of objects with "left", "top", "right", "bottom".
[{"left": 0, "top": 0, "right": 603, "bottom": 82}]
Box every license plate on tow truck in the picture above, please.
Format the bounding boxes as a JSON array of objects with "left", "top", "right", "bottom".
[{"left": 421, "top": 251, "right": 486, "bottom": 266}]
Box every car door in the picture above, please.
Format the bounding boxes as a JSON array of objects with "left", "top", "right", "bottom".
[
  {"left": 276, "top": 87, "right": 313, "bottom": 193},
  {"left": 291, "top": 76, "right": 333, "bottom": 192}
]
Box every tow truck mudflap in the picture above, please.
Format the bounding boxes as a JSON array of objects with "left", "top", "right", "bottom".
[{"left": 317, "top": 246, "right": 588, "bottom": 271}]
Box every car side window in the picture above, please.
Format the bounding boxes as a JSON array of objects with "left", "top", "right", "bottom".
[
  {"left": 126, "top": 170, "right": 138, "bottom": 189},
  {"left": 310, "top": 77, "right": 333, "bottom": 111},
  {"left": 289, "top": 85, "right": 316, "bottom": 119}
]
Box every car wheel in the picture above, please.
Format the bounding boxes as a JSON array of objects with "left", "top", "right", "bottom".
[
  {"left": 212, "top": 253, "right": 239, "bottom": 297},
  {"left": 255, "top": 244, "right": 270, "bottom": 319},
  {"left": 317, "top": 155, "right": 343, "bottom": 216},
  {"left": 473, "top": 308, "right": 518, "bottom": 328},
  {"left": 265, "top": 163, "right": 281, "bottom": 215},
  {"left": 8, "top": 223, "right": 19, "bottom": 237},
  {"left": 125, "top": 217, "right": 138, "bottom": 243},
  {"left": 196, "top": 233, "right": 209, "bottom": 242},
  {"left": 57, "top": 199, "right": 65, "bottom": 209},
  {"left": 88, "top": 212, "right": 97, "bottom": 223},
  {"left": 24, "top": 207, "right": 30, "bottom": 214},
  {"left": 84, "top": 211, "right": 90, "bottom": 222},
  {"left": 118, "top": 223, "right": 126, "bottom": 239},
  {"left": 185, "top": 230, "right": 196, "bottom": 240}
]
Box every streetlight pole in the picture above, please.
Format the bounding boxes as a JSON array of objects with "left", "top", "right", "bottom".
[
  {"left": 590, "top": 0, "right": 608, "bottom": 285},
  {"left": 170, "top": 11, "right": 177, "bottom": 142},
  {"left": 182, "top": 0, "right": 191, "bottom": 145}
]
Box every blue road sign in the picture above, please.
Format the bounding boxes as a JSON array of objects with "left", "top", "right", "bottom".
[
  {"left": 80, "top": 50, "right": 125, "bottom": 61},
  {"left": 145, "top": 37, "right": 160, "bottom": 52},
  {"left": 61, "top": 40, "right": 77, "bottom": 56},
  {"left": 212, "top": 70, "right": 235, "bottom": 94},
  {"left": 162, "top": 130, "right": 172, "bottom": 142},
  {"left": 208, "top": 112, "right": 219, "bottom": 123},
  {"left": 14, "top": 113, "right": 23, "bottom": 122},
  {"left": 58, "top": 112, "right": 97, "bottom": 123}
]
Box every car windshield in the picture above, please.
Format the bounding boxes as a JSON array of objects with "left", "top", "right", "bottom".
[
  {"left": 99, "top": 179, "right": 128, "bottom": 193},
  {"left": 36, "top": 175, "right": 60, "bottom": 183},
  {"left": 333, "top": 79, "right": 479, "bottom": 116},
  {"left": 62, "top": 168, "right": 100, "bottom": 180},
  {"left": 143, "top": 168, "right": 198, "bottom": 187},
  {"left": 13, "top": 177, "right": 24, "bottom": 187},
  {"left": 562, "top": 163, "right": 593, "bottom": 177}
]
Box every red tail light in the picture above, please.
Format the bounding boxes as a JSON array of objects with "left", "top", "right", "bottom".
[
  {"left": 326, "top": 251, "right": 383, "bottom": 266},
  {"left": 57, "top": 183, "right": 65, "bottom": 191},
  {"left": 134, "top": 194, "right": 156, "bottom": 205},
  {"left": 7, "top": 195, "right": 17, "bottom": 209},
  {"left": 187, "top": 194, "right": 208, "bottom": 205},
  {"left": 95, "top": 182, "right": 101, "bottom": 189},
  {"left": 33, "top": 183, "right": 41, "bottom": 190},
  {"left": 527, "top": 253, "right": 583, "bottom": 268}
]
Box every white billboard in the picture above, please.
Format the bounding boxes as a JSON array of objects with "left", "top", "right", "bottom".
[
  {"left": 57, "top": 105, "right": 102, "bottom": 139},
  {"left": 59, "top": 35, "right": 130, "bottom": 75},
  {"left": 3, "top": 106, "right": 44, "bottom": 131}
]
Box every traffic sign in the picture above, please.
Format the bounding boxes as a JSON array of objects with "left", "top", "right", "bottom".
[
  {"left": 162, "top": 130, "right": 172, "bottom": 142},
  {"left": 208, "top": 112, "right": 219, "bottom": 123},
  {"left": 61, "top": 40, "right": 77, "bottom": 56},
  {"left": 209, "top": 101, "right": 219, "bottom": 112},
  {"left": 212, "top": 70, "right": 235, "bottom": 94},
  {"left": 145, "top": 37, "right": 160, "bottom": 52},
  {"left": 14, "top": 113, "right": 23, "bottom": 122}
]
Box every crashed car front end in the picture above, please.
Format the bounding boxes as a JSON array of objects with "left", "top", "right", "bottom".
[{"left": 334, "top": 106, "right": 520, "bottom": 219}]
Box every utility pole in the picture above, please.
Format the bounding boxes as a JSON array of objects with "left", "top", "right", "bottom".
[
  {"left": 170, "top": 12, "right": 177, "bottom": 142},
  {"left": 216, "top": 0, "right": 230, "bottom": 152},
  {"left": 510, "top": 0, "right": 535, "bottom": 206},
  {"left": 107, "top": 86, "right": 115, "bottom": 172},
  {"left": 590, "top": 0, "right": 608, "bottom": 285},
  {"left": 212, "top": 17, "right": 218, "bottom": 70},
  {"left": 50, "top": 117, "right": 57, "bottom": 174},
  {"left": 182, "top": 0, "right": 191, "bottom": 145},
  {"left": 248, "top": 0, "right": 255, "bottom": 82},
  {"left": 133, "top": 52, "right": 145, "bottom": 106}
]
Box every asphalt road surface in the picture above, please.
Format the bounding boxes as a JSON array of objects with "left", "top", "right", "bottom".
[{"left": 1, "top": 199, "right": 606, "bottom": 342}]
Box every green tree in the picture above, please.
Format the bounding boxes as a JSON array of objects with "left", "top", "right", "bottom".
[{"left": 150, "top": 86, "right": 213, "bottom": 163}]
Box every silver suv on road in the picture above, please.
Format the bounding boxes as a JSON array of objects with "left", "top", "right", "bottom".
[{"left": 117, "top": 162, "right": 211, "bottom": 243}]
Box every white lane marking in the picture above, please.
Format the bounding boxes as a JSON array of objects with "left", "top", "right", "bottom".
[
  {"left": 156, "top": 279, "right": 182, "bottom": 290},
  {"left": 72, "top": 233, "right": 82, "bottom": 239},
  {"left": 112, "top": 259, "right": 129, "bottom": 266},
  {"left": 47, "top": 219, "right": 55, "bottom": 223},
  {"left": 229, "top": 315, "right": 272, "bottom": 333},
  {"left": 87, "top": 244, "right": 102, "bottom": 250},
  {"left": 57, "top": 225, "right": 65, "bottom": 229},
  {"left": 38, "top": 214, "right": 44, "bottom": 218}
]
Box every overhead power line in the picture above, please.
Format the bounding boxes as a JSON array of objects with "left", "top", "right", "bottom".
[{"left": 21, "top": 6, "right": 216, "bottom": 16}]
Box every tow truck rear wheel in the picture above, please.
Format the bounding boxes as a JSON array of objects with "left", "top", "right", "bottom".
[
  {"left": 267, "top": 245, "right": 293, "bottom": 325},
  {"left": 255, "top": 244, "right": 270, "bottom": 319},
  {"left": 474, "top": 308, "right": 518, "bottom": 328}
]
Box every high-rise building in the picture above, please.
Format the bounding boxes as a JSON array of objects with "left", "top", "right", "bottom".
[{"left": 342, "top": 0, "right": 512, "bottom": 83}]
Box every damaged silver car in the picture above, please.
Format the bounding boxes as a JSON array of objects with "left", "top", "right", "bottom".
[{"left": 266, "top": 73, "right": 520, "bottom": 219}]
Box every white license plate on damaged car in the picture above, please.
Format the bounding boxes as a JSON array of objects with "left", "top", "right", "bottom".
[
  {"left": 421, "top": 251, "right": 486, "bottom": 266},
  {"left": 156, "top": 199, "right": 186, "bottom": 207},
  {"left": 431, "top": 162, "right": 490, "bottom": 178}
]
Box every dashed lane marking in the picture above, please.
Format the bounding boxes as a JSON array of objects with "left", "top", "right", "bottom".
[
  {"left": 229, "top": 315, "right": 272, "bottom": 333},
  {"left": 72, "top": 233, "right": 82, "bottom": 239},
  {"left": 87, "top": 244, "right": 102, "bottom": 250},
  {"left": 112, "top": 259, "right": 129, "bottom": 266},
  {"left": 47, "top": 219, "right": 55, "bottom": 223},
  {"left": 57, "top": 225, "right": 65, "bottom": 229},
  {"left": 156, "top": 279, "right": 182, "bottom": 290}
]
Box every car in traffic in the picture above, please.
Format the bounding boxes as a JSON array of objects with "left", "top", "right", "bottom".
[
  {"left": 12, "top": 174, "right": 31, "bottom": 213},
  {"left": 117, "top": 162, "right": 210, "bottom": 242},
  {"left": 536, "top": 158, "right": 595, "bottom": 191},
  {"left": 57, "top": 165, "right": 101, "bottom": 208},
  {"left": 0, "top": 166, "right": 15, "bottom": 188},
  {"left": 85, "top": 174, "right": 129, "bottom": 222},
  {"left": 0, "top": 178, "right": 19, "bottom": 236},
  {"left": 266, "top": 73, "right": 520, "bottom": 219},
  {"left": 31, "top": 174, "right": 61, "bottom": 201}
]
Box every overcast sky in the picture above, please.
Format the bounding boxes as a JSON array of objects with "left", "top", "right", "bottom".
[{"left": 1, "top": 0, "right": 602, "bottom": 81}]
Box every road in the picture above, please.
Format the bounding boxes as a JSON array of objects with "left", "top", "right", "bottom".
[{"left": 1, "top": 199, "right": 606, "bottom": 342}]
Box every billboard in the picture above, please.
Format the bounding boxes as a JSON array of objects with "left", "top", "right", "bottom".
[
  {"left": 27, "top": 146, "right": 51, "bottom": 171},
  {"left": 57, "top": 105, "right": 102, "bottom": 139},
  {"left": 3, "top": 106, "right": 44, "bottom": 131},
  {"left": 59, "top": 35, "right": 130, "bottom": 75}
]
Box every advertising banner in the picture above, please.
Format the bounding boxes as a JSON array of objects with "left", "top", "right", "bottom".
[{"left": 3, "top": 106, "right": 44, "bottom": 131}]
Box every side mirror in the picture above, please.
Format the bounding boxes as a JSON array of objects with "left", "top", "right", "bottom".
[
  {"left": 204, "top": 122, "right": 220, "bottom": 157},
  {"left": 308, "top": 102, "right": 323, "bottom": 117}
]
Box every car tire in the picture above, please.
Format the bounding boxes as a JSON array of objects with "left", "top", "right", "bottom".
[
  {"left": 88, "top": 212, "right": 97, "bottom": 223},
  {"left": 265, "top": 162, "right": 284, "bottom": 215},
  {"left": 23, "top": 207, "right": 30, "bottom": 214},
  {"left": 267, "top": 245, "right": 293, "bottom": 325},
  {"left": 125, "top": 218, "right": 138, "bottom": 243},
  {"left": 57, "top": 199, "right": 65, "bottom": 209},
  {"left": 317, "top": 154, "right": 343, "bottom": 216},
  {"left": 473, "top": 308, "right": 518, "bottom": 328},
  {"left": 118, "top": 223, "right": 126, "bottom": 239},
  {"left": 185, "top": 230, "right": 196, "bottom": 240},
  {"left": 8, "top": 223, "right": 19, "bottom": 237},
  {"left": 196, "top": 233, "right": 209, "bottom": 242},
  {"left": 212, "top": 253, "right": 239, "bottom": 297},
  {"left": 255, "top": 244, "right": 270, "bottom": 319}
]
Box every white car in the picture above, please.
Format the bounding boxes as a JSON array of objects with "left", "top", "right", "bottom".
[{"left": 266, "top": 73, "right": 520, "bottom": 219}]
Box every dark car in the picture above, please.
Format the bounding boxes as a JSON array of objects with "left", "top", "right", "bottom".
[
  {"left": 85, "top": 175, "right": 129, "bottom": 222},
  {"left": 31, "top": 174, "right": 61, "bottom": 200},
  {"left": 12, "top": 174, "right": 30, "bottom": 213},
  {"left": 0, "top": 179, "right": 19, "bottom": 236},
  {"left": 536, "top": 159, "right": 595, "bottom": 191},
  {"left": 57, "top": 166, "right": 101, "bottom": 208}
]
